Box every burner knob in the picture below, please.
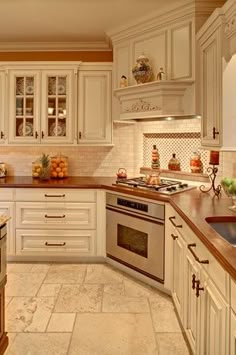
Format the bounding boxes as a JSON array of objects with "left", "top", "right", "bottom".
[
  {"left": 167, "top": 187, "right": 172, "bottom": 192},
  {"left": 182, "top": 183, "right": 188, "bottom": 188},
  {"left": 172, "top": 186, "right": 177, "bottom": 191},
  {"left": 178, "top": 184, "right": 184, "bottom": 189}
]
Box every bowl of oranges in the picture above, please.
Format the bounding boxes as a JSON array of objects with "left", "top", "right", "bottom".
[{"left": 50, "top": 154, "right": 69, "bottom": 179}]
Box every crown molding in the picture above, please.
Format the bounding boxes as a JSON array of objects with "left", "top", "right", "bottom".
[
  {"left": 107, "top": 0, "right": 226, "bottom": 44},
  {"left": 0, "top": 41, "right": 112, "bottom": 52}
]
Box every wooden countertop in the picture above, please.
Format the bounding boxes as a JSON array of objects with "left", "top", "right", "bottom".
[{"left": 1, "top": 176, "right": 236, "bottom": 280}]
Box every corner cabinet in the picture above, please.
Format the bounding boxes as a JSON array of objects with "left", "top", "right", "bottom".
[
  {"left": 78, "top": 63, "right": 112, "bottom": 145},
  {"left": 6, "top": 64, "right": 78, "bottom": 145}
]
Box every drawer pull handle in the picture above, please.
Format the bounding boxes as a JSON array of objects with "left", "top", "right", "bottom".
[
  {"left": 196, "top": 280, "right": 204, "bottom": 297},
  {"left": 169, "top": 216, "right": 182, "bottom": 228},
  {"left": 188, "top": 243, "right": 209, "bottom": 264},
  {"left": 192, "top": 274, "right": 197, "bottom": 289},
  {"left": 44, "top": 194, "right": 65, "bottom": 198},
  {"left": 45, "top": 242, "right": 66, "bottom": 247},
  {"left": 45, "top": 214, "right": 66, "bottom": 219},
  {"left": 171, "top": 233, "right": 178, "bottom": 240}
]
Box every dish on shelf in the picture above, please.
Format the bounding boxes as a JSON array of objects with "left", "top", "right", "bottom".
[
  {"left": 49, "top": 122, "right": 66, "bottom": 136},
  {"left": 18, "top": 122, "right": 33, "bottom": 136},
  {"left": 58, "top": 84, "right": 66, "bottom": 95},
  {"left": 26, "top": 85, "right": 34, "bottom": 95}
]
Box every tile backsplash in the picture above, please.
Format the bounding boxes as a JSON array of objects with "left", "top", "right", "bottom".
[{"left": 0, "top": 117, "right": 235, "bottom": 179}]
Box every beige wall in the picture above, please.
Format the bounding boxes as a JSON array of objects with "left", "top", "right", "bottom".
[{"left": 1, "top": 118, "right": 235, "bottom": 179}]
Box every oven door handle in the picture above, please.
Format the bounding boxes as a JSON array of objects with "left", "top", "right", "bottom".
[{"left": 106, "top": 205, "right": 164, "bottom": 225}]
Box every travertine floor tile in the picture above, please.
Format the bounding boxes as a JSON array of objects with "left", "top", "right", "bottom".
[
  {"left": 156, "top": 332, "right": 191, "bottom": 354},
  {"left": 68, "top": 313, "right": 158, "bottom": 355},
  {"left": 6, "top": 333, "right": 71, "bottom": 355},
  {"left": 7, "top": 263, "right": 34, "bottom": 273},
  {"left": 5, "top": 297, "right": 12, "bottom": 308},
  {"left": 85, "top": 264, "right": 124, "bottom": 284},
  {"left": 37, "top": 283, "right": 61, "bottom": 297},
  {"left": 54, "top": 284, "right": 103, "bottom": 312},
  {"left": 31, "top": 263, "right": 51, "bottom": 273},
  {"left": 6, "top": 297, "right": 55, "bottom": 332},
  {"left": 47, "top": 313, "right": 76, "bottom": 332},
  {"left": 4, "top": 333, "right": 17, "bottom": 355},
  {"left": 150, "top": 296, "right": 182, "bottom": 332},
  {"left": 44, "top": 264, "right": 86, "bottom": 284},
  {"left": 103, "top": 284, "right": 150, "bottom": 313},
  {"left": 6, "top": 272, "right": 46, "bottom": 297}
]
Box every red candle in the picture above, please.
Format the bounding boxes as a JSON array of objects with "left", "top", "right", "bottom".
[{"left": 209, "top": 150, "right": 219, "bottom": 165}]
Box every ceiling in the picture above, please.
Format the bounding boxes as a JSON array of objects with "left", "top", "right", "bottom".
[{"left": 0, "top": 0, "right": 184, "bottom": 50}]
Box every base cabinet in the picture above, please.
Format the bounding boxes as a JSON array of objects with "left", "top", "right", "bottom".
[
  {"left": 231, "top": 311, "right": 236, "bottom": 355},
  {"left": 167, "top": 205, "right": 230, "bottom": 355},
  {"left": 0, "top": 280, "right": 8, "bottom": 355},
  {"left": 199, "top": 272, "right": 229, "bottom": 355}
]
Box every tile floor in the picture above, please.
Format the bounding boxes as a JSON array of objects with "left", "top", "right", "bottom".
[{"left": 5, "top": 263, "right": 191, "bottom": 355}]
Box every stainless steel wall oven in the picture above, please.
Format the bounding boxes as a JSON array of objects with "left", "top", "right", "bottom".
[{"left": 106, "top": 193, "right": 165, "bottom": 283}]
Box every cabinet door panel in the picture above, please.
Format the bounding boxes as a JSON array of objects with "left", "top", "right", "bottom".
[
  {"left": 231, "top": 311, "right": 236, "bottom": 355},
  {"left": 199, "top": 276, "right": 229, "bottom": 355},
  {"left": 184, "top": 252, "right": 201, "bottom": 354},
  {"left": 78, "top": 70, "right": 112, "bottom": 144},
  {"left": 172, "top": 233, "right": 185, "bottom": 320}
]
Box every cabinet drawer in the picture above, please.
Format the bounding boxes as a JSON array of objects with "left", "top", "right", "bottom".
[
  {"left": 16, "top": 229, "right": 95, "bottom": 256},
  {"left": 16, "top": 202, "right": 96, "bottom": 229},
  {"left": 15, "top": 188, "right": 96, "bottom": 202},
  {"left": 0, "top": 188, "right": 14, "bottom": 201}
]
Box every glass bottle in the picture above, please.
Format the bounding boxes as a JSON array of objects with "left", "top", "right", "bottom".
[
  {"left": 168, "top": 153, "right": 180, "bottom": 171},
  {"left": 190, "top": 151, "right": 202, "bottom": 173}
]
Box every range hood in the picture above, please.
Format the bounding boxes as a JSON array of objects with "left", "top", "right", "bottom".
[{"left": 113, "top": 80, "right": 198, "bottom": 121}]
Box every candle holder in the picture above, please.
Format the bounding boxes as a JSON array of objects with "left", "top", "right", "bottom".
[{"left": 199, "top": 165, "right": 221, "bottom": 197}]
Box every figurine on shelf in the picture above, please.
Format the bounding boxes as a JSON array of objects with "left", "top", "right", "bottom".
[
  {"left": 132, "top": 53, "right": 153, "bottom": 84},
  {"left": 157, "top": 67, "right": 165, "bottom": 81},
  {"left": 120, "top": 75, "right": 128, "bottom": 88},
  {"left": 151, "top": 145, "right": 160, "bottom": 169}
]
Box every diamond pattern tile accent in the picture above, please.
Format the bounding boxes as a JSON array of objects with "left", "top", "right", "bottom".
[{"left": 143, "top": 132, "right": 209, "bottom": 173}]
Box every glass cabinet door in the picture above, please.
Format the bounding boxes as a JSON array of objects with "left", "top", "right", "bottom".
[
  {"left": 41, "top": 70, "right": 74, "bottom": 144},
  {"left": 15, "top": 76, "right": 34, "bottom": 138},
  {"left": 8, "top": 70, "right": 40, "bottom": 144}
]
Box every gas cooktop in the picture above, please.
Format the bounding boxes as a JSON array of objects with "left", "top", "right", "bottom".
[{"left": 114, "top": 176, "right": 196, "bottom": 195}]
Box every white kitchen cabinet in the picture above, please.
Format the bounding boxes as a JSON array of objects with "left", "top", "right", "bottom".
[
  {"left": 78, "top": 63, "right": 112, "bottom": 145},
  {"left": 6, "top": 63, "right": 78, "bottom": 145},
  {"left": 0, "top": 71, "right": 6, "bottom": 144},
  {"left": 231, "top": 310, "right": 236, "bottom": 355},
  {"left": 166, "top": 204, "right": 230, "bottom": 355},
  {"left": 13, "top": 188, "right": 101, "bottom": 259},
  {"left": 197, "top": 0, "right": 236, "bottom": 150},
  {"left": 0, "top": 189, "right": 15, "bottom": 257},
  {"left": 199, "top": 270, "right": 229, "bottom": 355},
  {"left": 197, "top": 9, "right": 224, "bottom": 148}
]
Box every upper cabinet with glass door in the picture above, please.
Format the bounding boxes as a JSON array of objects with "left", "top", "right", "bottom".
[
  {"left": 8, "top": 70, "right": 40, "bottom": 144},
  {"left": 7, "top": 65, "right": 78, "bottom": 145},
  {"left": 41, "top": 70, "right": 75, "bottom": 144}
]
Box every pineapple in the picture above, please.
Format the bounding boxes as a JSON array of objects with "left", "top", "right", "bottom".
[{"left": 39, "top": 153, "right": 51, "bottom": 180}]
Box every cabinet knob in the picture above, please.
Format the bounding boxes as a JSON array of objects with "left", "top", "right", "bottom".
[
  {"left": 35, "top": 131, "right": 38, "bottom": 139},
  {"left": 0, "top": 131, "right": 4, "bottom": 139},
  {"left": 41, "top": 131, "right": 44, "bottom": 139},
  {"left": 171, "top": 233, "right": 178, "bottom": 240},
  {"left": 79, "top": 131, "right": 82, "bottom": 139}
]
